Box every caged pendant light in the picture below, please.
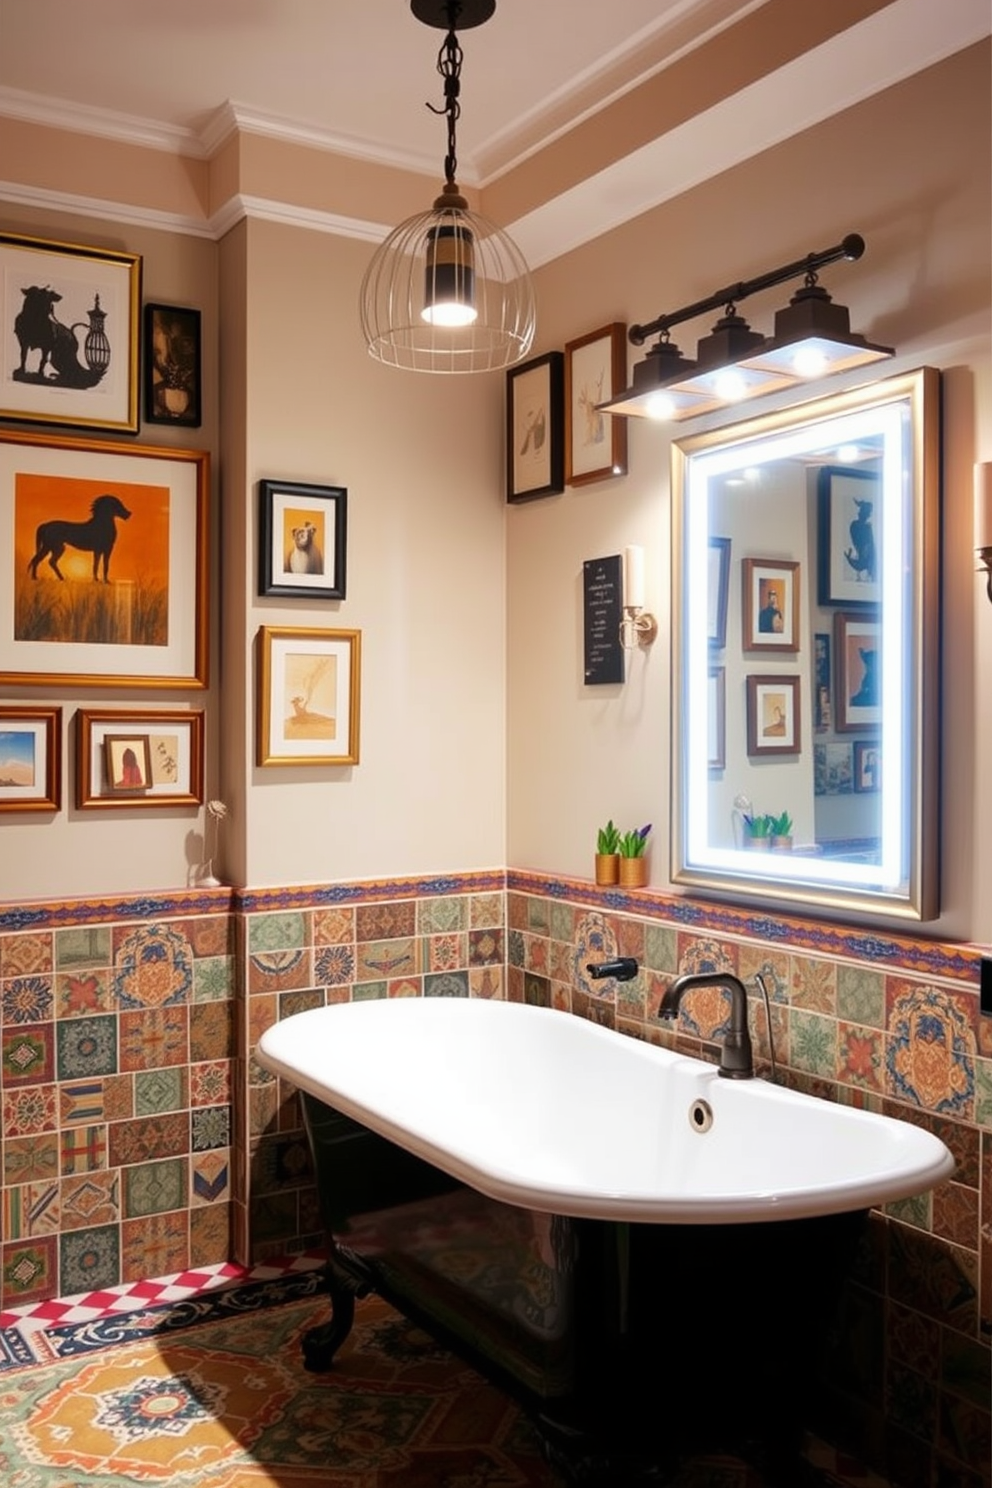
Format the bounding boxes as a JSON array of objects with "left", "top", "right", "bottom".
[{"left": 359, "top": 0, "right": 536, "bottom": 374}]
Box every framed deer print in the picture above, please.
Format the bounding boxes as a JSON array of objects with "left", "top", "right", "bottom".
[
  {"left": 0, "top": 428, "right": 209, "bottom": 688},
  {"left": 257, "top": 626, "right": 361, "bottom": 766},
  {"left": 0, "top": 231, "right": 141, "bottom": 433}
]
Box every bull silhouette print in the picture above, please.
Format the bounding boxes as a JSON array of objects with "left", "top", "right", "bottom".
[{"left": 12, "top": 284, "right": 109, "bottom": 389}]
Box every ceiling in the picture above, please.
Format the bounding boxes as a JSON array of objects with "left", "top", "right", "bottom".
[{"left": 0, "top": 0, "right": 988, "bottom": 264}]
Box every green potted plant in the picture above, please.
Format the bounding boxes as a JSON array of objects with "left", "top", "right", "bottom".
[
  {"left": 617, "top": 823, "right": 651, "bottom": 887},
  {"left": 595, "top": 819, "right": 621, "bottom": 884},
  {"left": 769, "top": 810, "right": 793, "bottom": 850},
  {"left": 742, "top": 812, "right": 773, "bottom": 849}
]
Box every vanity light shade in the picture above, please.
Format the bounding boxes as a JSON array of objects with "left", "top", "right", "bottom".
[
  {"left": 737, "top": 283, "right": 893, "bottom": 381},
  {"left": 597, "top": 337, "right": 709, "bottom": 420}
]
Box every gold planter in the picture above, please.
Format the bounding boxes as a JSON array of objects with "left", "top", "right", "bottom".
[
  {"left": 594, "top": 853, "right": 619, "bottom": 886},
  {"left": 618, "top": 856, "right": 648, "bottom": 888}
]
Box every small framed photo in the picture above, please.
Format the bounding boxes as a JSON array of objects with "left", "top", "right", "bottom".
[
  {"left": 817, "top": 465, "right": 880, "bottom": 607},
  {"left": 506, "top": 351, "right": 564, "bottom": 502},
  {"left": 853, "top": 739, "right": 881, "bottom": 793},
  {"left": 144, "top": 303, "right": 201, "bottom": 427},
  {"left": 0, "top": 705, "right": 61, "bottom": 812},
  {"left": 742, "top": 558, "right": 800, "bottom": 651},
  {"left": 835, "top": 612, "right": 881, "bottom": 731},
  {"left": 708, "top": 665, "right": 726, "bottom": 769},
  {"left": 564, "top": 323, "right": 628, "bottom": 486},
  {"left": 257, "top": 626, "right": 361, "bottom": 767},
  {"left": 746, "top": 674, "right": 801, "bottom": 756},
  {"left": 258, "top": 479, "right": 347, "bottom": 599},
  {"left": 813, "top": 631, "right": 832, "bottom": 732},
  {"left": 75, "top": 707, "right": 204, "bottom": 809},
  {"left": 708, "top": 536, "right": 731, "bottom": 648},
  {"left": 814, "top": 741, "right": 853, "bottom": 796},
  {"left": 0, "top": 230, "right": 141, "bottom": 433}
]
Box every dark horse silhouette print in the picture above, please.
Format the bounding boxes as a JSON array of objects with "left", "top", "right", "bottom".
[{"left": 27, "top": 493, "right": 131, "bottom": 582}]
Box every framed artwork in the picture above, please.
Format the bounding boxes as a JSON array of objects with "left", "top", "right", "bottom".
[
  {"left": 853, "top": 739, "right": 881, "bottom": 793},
  {"left": 564, "top": 322, "right": 628, "bottom": 486},
  {"left": 0, "top": 428, "right": 209, "bottom": 688},
  {"left": 742, "top": 558, "right": 800, "bottom": 652},
  {"left": 0, "top": 704, "right": 61, "bottom": 812},
  {"left": 813, "top": 631, "right": 832, "bottom": 732},
  {"left": 835, "top": 611, "right": 881, "bottom": 731},
  {"left": 144, "top": 303, "right": 201, "bottom": 427},
  {"left": 707, "top": 665, "right": 726, "bottom": 769},
  {"left": 746, "top": 674, "right": 801, "bottom": 756},
  {"left": 817, "top": 465, "right": 881, "bottom": 606},
  {"left": 258, "top": 479, "right": 347, "bottom": 599},
  {"left": 814, "top": 741, "right": 853, "bottom": 796},
  {"left": 0, "top": 230, "right": 141, "bottom": 433},
  {"left": 257, "top": 626, "right": 361, "bottom": 767},
  {"left": 75, "top": 707, "right": 204, "bottom": 808},
  {"left": 506, "top": 350, "right": 564, "bottom": 502},
  {"left": 708, "top": 536, "right": 731, "bottom": 648}
]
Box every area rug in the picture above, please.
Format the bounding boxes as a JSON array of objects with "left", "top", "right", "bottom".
[{"left": 0, "top": 1271, "right": 871, "bottom": 1487}]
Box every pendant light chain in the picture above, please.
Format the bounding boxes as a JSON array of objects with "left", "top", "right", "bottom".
[{"left": 427, "top": 29, "right": 463, "bottom": 189}]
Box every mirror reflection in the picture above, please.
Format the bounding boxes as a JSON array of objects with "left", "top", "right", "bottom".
[{"left": 671, "top": 369, "right": 938, "bottom": 921}]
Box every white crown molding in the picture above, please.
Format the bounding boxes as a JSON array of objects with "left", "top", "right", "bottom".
[
  {"left": 0, "top": 85, "right": 206, "bottom": 157},
  {"left": 0, "top": 180, "right": 217, "bottom": 238},
  {"left": 210, "top": 195, "right": 388, "bottom": 245}
]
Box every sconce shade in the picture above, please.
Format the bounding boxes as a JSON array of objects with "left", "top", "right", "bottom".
[{"left": 737, "top": 283, "right": 893, "bottom": 381}]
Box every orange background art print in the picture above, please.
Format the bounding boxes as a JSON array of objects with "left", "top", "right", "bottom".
[{"left": 15, "top": 473, "right": 170, "bottom": 647}]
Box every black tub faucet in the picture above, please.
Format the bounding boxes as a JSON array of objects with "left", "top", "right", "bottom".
[
  {"left": 658, "top": 971, "right": 754, "bottom": 1079},
  {"left": 586, "top": 957, "right": 639, "bottom": 982}
]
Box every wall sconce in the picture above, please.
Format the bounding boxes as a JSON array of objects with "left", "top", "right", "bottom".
[
  {"left": 975, "top": 463, "right": 992, "bottom": 604},
  {"left": 598, "top": 233, "right": 893, "bottom": 423},
  {"left": 620, "top": 545, "right": 658, "bottom": 649}
]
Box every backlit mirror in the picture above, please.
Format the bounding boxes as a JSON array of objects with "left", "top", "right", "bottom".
[{"left": 671, "top": 368, "right": 939, "bottom": 922}]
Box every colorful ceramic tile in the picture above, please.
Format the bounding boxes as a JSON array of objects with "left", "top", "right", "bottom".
[
  {"left": 424, "top": 971, "right": 469, "bottom": 998},
  {"left": 931, "top": 1182, "right": 980, "bottom": 1250},
  {"left": 59, "top": 1171, "right": 120, "bottom": 1230},
  {"left": 355, "top": 938, "right": 418, "bottom": 981},
  {"left": 118, "top": 1007, "right": 188, "bottom": 1071},
  {"left": 191, "top": 1104, "right": 231, "bottom": 1152},
  {"left": 976, "top": 1059, "right": 992, "bottom": 1129},
  {"left": 248, "top": 911, "right": 308, "bottom": 954},
  {"left": 789, "top": 1009, "right": 838, "bottom": 1078},
  {"left": 523, "top": 934, "right": 550, "bottom": 976},
  {"left": 313, "top": 906, "right": 355, "bottom": 945},
  {"left": 468, "top": 927, "right": 502, "bottom": 967},
  {"left": 176, "top": 914, "right": 232, "bottom": 959},
  {"left": 355, "top": 902, "right": 416, "bottom": 943},
  {"left": 642, "top": 923, "right": 677, "bottom": 974},
  {"left": 1, "top": 1023, "right": 54, "bottom": 1084},
  {"left": 507, "top": 927, "right": 525, "bottom": 969},
  {"left": 417, "top": 896, "right": 467, "bottom": 935},
  {"left": 887, "top": 1191, "right": 931, "bottom": 1230},
  {"left": 791, "top": 956, "right": 838, "bottom": 1015},
  {"left": 55, "top": 1014, "right": 117, "bottom": 1080},
  {"left": 102, "top": 1073, "right": 134, "bottom": 1122},
  {"left": 676, "top": 934, "right": 738, "bottom": 976},
  {"left": 386, "top": 978, "right": 421, "bottom": 998},
  {"left": 887, "top": 983, "right": 976, "bottom": 1118},
  {"left": 426, "top": 932, "right": 467, "bottom": 972},
  {"left": 2, "top": 974, "right": 54, "bottom": 1024},
  {"left": 59, "top": 1124, "right": 107, "bottom": 1175},
  {"left": 190, "top": 1060, "right": 231, "bottom": 1107},
  {"left": 352, "top": 980, "right": 386, "bottom": 1000},
  {"left": 546, "top": 901, "right": 574, "bottom": 947},
  {"left": 469, "top": 891, "right": 503, "bottom": 929},
  {"left": 54, "top": 925, "right": 110, "bottom": 972},
  {"left": 837, "top": 962, "right": 886, "bottom": 1027},
  {"left": 314, "top": 942, "right": 356, "bottom": 986},
  {"left": 109, "top": 1112, "right": 189, "bottom": 1168},
  {"left": 506, "top": 893, "right": 530, "bottom": 933},
  {"left": 673, "top": 981, "right": 733, "bottom": 1042},
  {"left": 122, "top": 1156, "right": 188, "bottom": 1218},
  {"left": 3, "top": 1132, "right": 59, "bottom": 1185},
  {"left": 193, "top": 955, "right": 234, "bottom": 1002},
  {"left": 121, "top": 1211, "right": 188, "bottom": 1283},
  {"left": 55, "top": 968, "right": 111, "bottom": 1018},
  {"left": 114, "top": 923, "right": 194, "bottom": 1010},
  {"left": 572, "top": 912, "right": 617, "bottom": 998},
  {"left": 525, "top": 897, "right": 550, "bottom": 937},
  {"left": 1, "top": 933, "right": 52, "bottom": 979},
  {"left": 1, "top": 1181, "right": 59, "bottom": 1238},
  {"left": 2, "top": 1235, "right": 57, "bottom": 1305},
  {"left": 190, "top": 1199, "right": 231, "bottom": 1266},
  {"left": 737, "top": 945, "right": 789, "bottom": 1002},
  {"left": 469, "top": 965, "right": 502, "bottom": 1000},
  {"left": 838, "top": 1021, "right": 884, "bottom": 1092},
  {"left": 887, "top": 1224, "right": 978, "bottom": 1333},
  {"left": 252, "top": 1134, "right": 313, "bottom": 1195},
  {"left": 134, "top": 1066, "right": 187, "bottom": 1116},
  {"left": 189, "top": 999, "right": 233, "bottom": 1061},
  {"left": 2, "top": 1085, "right": 58, "bottom": 1136},
  {"left": 249, "top": 1082, "right": 279, "bottom": 1138},
  {"left": 247, "top": 948, "right": 313, "bottom": 993},
  {"left": 191, "top": 1150, "right": 230, "bottom": 1206}
]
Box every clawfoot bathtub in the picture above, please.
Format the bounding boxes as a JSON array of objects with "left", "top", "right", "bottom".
[{"left": 257, "top": 997, "right": 953, "bottom": 1485}]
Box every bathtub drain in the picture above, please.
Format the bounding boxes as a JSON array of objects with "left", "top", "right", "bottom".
[{"left": 688, "top": 1098, "right": 714, "bottom": 1133}]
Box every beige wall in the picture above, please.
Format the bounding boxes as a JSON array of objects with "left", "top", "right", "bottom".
[{"left": 507, "top": 43, "right": 992, "bottom": 943}]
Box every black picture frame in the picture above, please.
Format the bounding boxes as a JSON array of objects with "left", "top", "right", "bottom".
[
  {"left": 258, "top": 479, "right": 348, "bottom": 600},
  {"left": 144, "top": 303, "right": 202, "bottom": 427},
  {"left": 817, "top": 465, "right": 880, "bottom": 607},
  {"left": 708, "top": 536, "right": 731, "bottom": 648},
  {"left": 506, "top": 350, "right": 564, "bottom": 502}
]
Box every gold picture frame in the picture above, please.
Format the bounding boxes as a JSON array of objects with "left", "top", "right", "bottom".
[
  {"left": 564, "top": 322, "right": 628, "bottom": 486},
  {"left": 0, "top": 704, "right": 61, "bottom": 812},
  {"left": 257, "top": 626, "right": 361, "bottom": 767},
  {"left": 75, "top": 707, "right": 205, "bottom": 809}
]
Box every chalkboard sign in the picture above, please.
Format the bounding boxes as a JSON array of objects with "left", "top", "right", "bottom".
[{"left": 583, "top": 554, "right": 624, "bottom": 685}]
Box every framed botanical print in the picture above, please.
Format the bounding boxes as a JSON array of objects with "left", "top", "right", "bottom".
[
  {"left": 257, "top": 626, "right": 361, "bottom": 766},
  {"left": 564, "top": 322, "right": 628, "bottom": 486}
]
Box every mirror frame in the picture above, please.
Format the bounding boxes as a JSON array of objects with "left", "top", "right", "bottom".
[{"left": 670, "top": 367, "right": 940, "bottom": 923}]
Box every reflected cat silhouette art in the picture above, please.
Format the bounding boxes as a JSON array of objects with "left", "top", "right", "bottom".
[{"left": 850, "top": 647, "right": 878, "bottom": 707}]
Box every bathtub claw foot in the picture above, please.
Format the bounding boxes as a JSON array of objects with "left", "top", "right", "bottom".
[{"left": 301, "top": 1252, "right": 371, "bottom": 1373}]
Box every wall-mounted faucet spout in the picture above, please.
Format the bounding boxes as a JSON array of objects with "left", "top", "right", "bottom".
[
  {"left": 586, "top": 957, "right": 639, "bottom": 982},
  {"left": 658, "top": 971, "right": 754, "bottom": 1079}
]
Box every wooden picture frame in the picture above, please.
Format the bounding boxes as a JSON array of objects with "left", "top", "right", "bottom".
[
  {"left": 258, "top": 479, "right": 347, "bottom": 599},
  {"left": 742, "top": 558, "right": 800, "bottom": 652},
  {"left": 75, "top": 707, "right": 204, "bottom": 808},
  {"left": 144, "top": 303, "right": 201, "bottom": 427},
  {"left": 813, "top": 631, "right": 832, "bottom": 732},
  {"left": 0, "top": 428, "right": 209, "bottom": 688},
  {"left": 0, "top": 230, "right": 141, "bottom": 433},
  {"left": 257, "top": 626, "right": 361, "bottom": 767},
  {"left": 0, "top": 704, "right": 61, "bottom": 812},
  {"left": 506, "top": 351, "right": 564, "bottom": 501},
  {"left": 746, "top": 674, "right": 801, "bottom": 756},
  {"left": 564, "top": 323, "right": 628, "bottom": 486},
  {"left": 835, "top": 611, "right": 881, "bottom": 731},
  {"left": 708, "top": 536, "right": 731, "bottom": 648},
  {"left": 817, "top": 465, "right": 881, "bottom": 607},
  {"left": 708, "top": 665, "right": 726, "bottom": 769},
  {"left": 853, "top": 739, "right": 881, "bottom": 793}
]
